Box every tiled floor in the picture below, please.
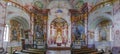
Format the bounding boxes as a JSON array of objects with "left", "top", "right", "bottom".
[{"left": 46, "top": 50, "right": 71, "bottom": 54}]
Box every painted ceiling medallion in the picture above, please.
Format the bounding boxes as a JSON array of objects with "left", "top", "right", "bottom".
[
  {"left": 34, "top": 1, "right": 43, "bottom": 9},
  {"left": 55, "top": 9, "right": 63, "bottom": 18},
  {"left": 75, "top": 0, "right": 84, "bottom": 9},
  {"left": 56, "top": 9, "right": 63, "bottom": 13}
]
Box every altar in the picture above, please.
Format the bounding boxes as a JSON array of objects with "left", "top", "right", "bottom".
[{"left": 47, "top": 8, "right": 71, "bottom": 48}]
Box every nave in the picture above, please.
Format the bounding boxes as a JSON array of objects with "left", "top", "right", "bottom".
[{"left": 0, "top": 0, "right": 120, "bottom": 54}]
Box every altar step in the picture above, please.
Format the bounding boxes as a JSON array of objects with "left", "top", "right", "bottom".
[
  {"left": 47, "top": 47, "right": 71, "bottom": 50},
  {"left": 46, "top": 50, "right": 71, "bottom": 54}
]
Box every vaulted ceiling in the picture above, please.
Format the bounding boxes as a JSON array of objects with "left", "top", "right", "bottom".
[
  {"left": 0, "top": 0, "right": 117, "bottom": 30},
  {"left": 4, "top": 0, "right": 101, "bottom": 10}
]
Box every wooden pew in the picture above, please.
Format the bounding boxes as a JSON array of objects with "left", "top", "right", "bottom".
[
  {"left": 22, "top": 48, "right": 45, "bottom": 54},
  {"left": 72, "top": 46, "right": 98, "bottom": 54}
]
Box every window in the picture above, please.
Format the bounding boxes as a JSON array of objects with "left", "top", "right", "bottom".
[{"left": 4, "top": 25, "right": 9, "bottom": 42}]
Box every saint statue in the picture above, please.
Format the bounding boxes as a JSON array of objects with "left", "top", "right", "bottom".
[
  {"left": 56, "top": 25, "right": 63, "bottom": 46},
  {"left": 56, "top": 32, "right": 63, "bottom": 46}
]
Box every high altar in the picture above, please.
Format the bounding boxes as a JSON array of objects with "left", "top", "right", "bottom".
[
  {"left": 47, "top": 8, "right": 71, "bottom": 47},
  {"left": 47, "top": 8, "right": 87, "bottom": 48}
]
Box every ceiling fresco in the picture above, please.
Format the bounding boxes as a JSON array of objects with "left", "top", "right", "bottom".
[{"left": 3, "top": 0, "right": 102, "bottom": 9}]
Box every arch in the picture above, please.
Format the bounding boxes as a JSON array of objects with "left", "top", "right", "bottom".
[
  {"left": 88, "top": 6, "right": 113, "bottom": 30},
  {"left": 88, "top": 13, "right": 113, "bottom": 30},
  {"left": 6, "top": 5, "right": 30, "bottom": 29},
  {"left": 51, "top": 18, "right": 68, "bottom": 25},
  {"left": 7, "top": 16, "right": 29, "bottom": 30},
  {"left": 6, "top": 6, "right": 30, "bottom": 30}
]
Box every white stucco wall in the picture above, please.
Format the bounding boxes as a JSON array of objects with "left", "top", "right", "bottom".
[{"left": 0, "top": 0, "right": 7, "bottom": 47}]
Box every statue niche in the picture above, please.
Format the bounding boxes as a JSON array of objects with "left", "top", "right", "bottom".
[{"left": 48, "top": 18, "right": 68, "bottom": 47}]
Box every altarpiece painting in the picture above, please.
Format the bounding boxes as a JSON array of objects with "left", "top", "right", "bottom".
[
  {"left": 34, "top": 14, "right": 48, "bottom": 48},
  {"left": 10, "top": 20, "right": 22, "bottom": 42},
  {"left": 71, "top": 12, "right": 86, "bottom": 48}
]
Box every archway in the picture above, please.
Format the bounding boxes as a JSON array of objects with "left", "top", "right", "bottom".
[
  {"left": 4, "top": 16, "right": 29, "bottom": 52},
  {"left": 88, "top": 14, "right": 113, "bottom": 50}
]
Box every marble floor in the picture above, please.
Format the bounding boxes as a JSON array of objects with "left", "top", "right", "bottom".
[{"left": 46, "top": 50, "right": 71, "bottom": 54}]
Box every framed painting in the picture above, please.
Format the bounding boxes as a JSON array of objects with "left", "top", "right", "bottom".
[
  {"left": 71, "top": 14, "right": 85, "bottom": 41},
  {"left": 34, "top": 14, "right": 47, "bottom": 40}
]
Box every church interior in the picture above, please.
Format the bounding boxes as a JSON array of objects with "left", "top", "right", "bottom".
[{"left": 0, "top": 0, "right": 120, "bottom": 54}]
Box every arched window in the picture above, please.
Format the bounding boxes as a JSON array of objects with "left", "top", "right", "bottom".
[{"left": 4, "top": 25, "right": 9, "bottom": 42}]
